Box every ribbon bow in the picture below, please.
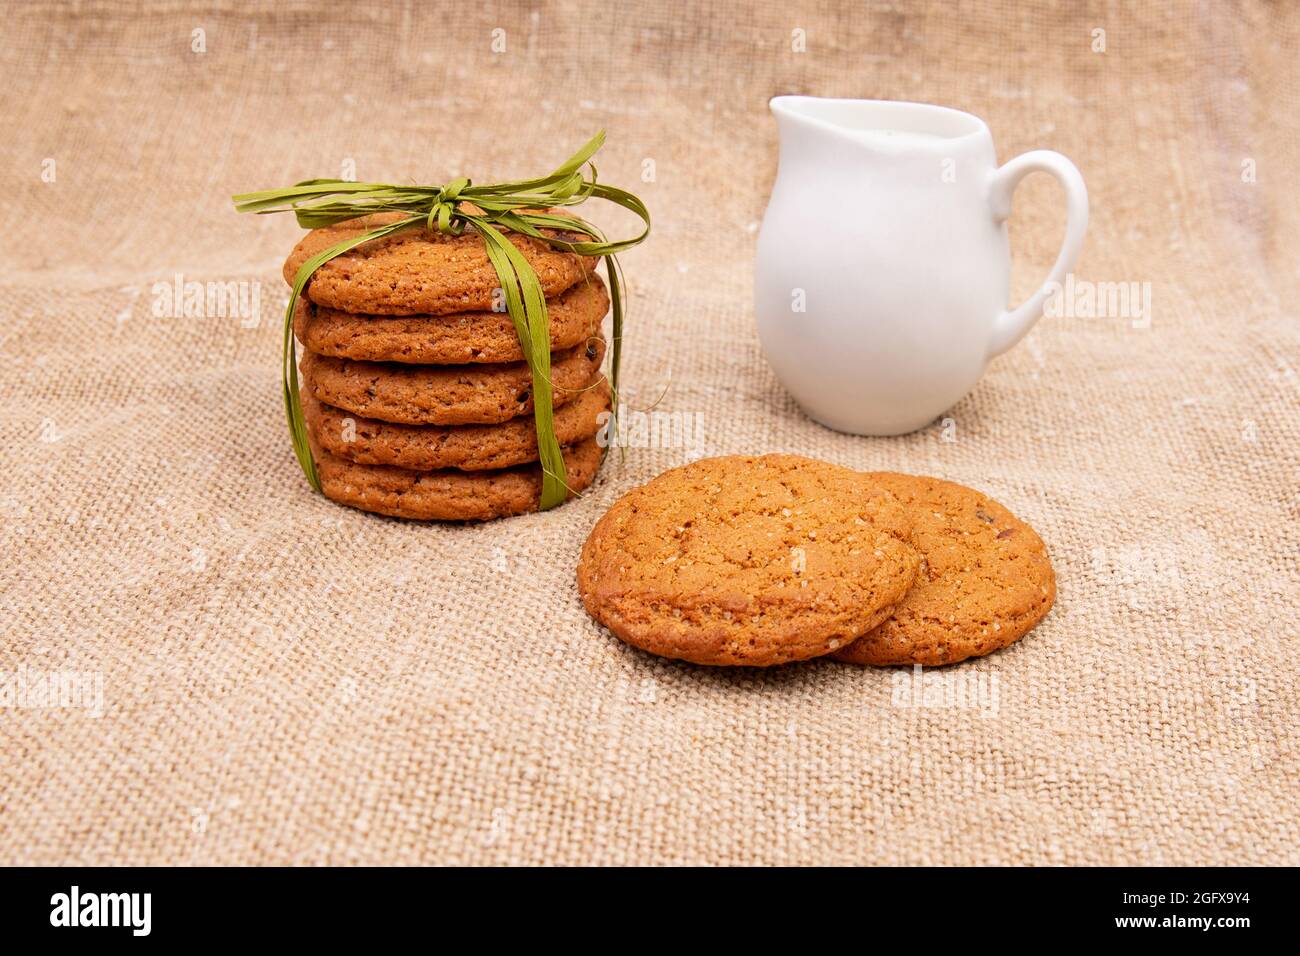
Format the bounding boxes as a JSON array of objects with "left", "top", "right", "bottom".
[{"left": 232, "top": 131, "right": 650, "bottom": 510}]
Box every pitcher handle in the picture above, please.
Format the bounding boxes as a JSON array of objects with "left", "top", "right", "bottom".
[{"left": 986, "top": 150, "right": 1089, "bottom": 359}]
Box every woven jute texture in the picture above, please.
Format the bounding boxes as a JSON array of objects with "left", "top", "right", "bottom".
[{"left": 1, "top": 0, "right": 1296, "bottom": 866}]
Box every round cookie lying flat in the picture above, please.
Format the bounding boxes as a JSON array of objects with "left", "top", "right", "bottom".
[
  {"left": 295, "top": 273, "right": 609, "bottom": 364},
  {"left": 300, "top": 335, "right": 605, "bottom": 426},
  {"left": 302, "top": 380, "right": 610, "bottom": 471},
  {"left": 311, "top": 435, "right": 604, "bottom": 521},
  {"left": 831, "top": 473, "right": 1056, "bottom": 666},
  {"left": 283, "top": 211, "right": 598, "bottom": 315},
  {"left": 577, "top": 455, "right": 921, "bottom": 666}
]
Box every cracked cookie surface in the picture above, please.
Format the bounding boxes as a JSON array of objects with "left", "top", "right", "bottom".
[
  {"left": 283, "top": 211, "right": 598, "bottom": 315},
  {"left": 831, "top": 472, "right": 1056, "bottom": 666},
  {"left": 302, "top": 379, "right": 610, "bottom": 471},
  {"left": 300, "top": 335, "right": 604, "bottom": 425},
  {"left": 577, "top": 455, "right": 920, "bottom": 666},
  {"left": 311, "top": 435, "right": 603, "bottom": 521},
  {"left": 294, "top": 273, "right": 609, "bottom": 364}
]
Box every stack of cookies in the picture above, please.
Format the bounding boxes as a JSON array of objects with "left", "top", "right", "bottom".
[
  {"left": 577, "top": 455, "right": 1056, "bottom": 667},
  {"left": 284, "top": 211, "right": 611, "bottom": 521}
]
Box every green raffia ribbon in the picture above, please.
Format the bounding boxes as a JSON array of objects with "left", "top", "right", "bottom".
[{"left": 232, "top": 131, "right": 650, "bottom": 509}]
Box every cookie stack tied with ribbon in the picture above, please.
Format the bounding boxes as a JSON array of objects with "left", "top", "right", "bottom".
[
  {"left": 577, "top": 456, "right": 1056, "bottom": 667},
  {"left": 234, "top": 133, "right": 650, "bottom": 521},
  {"left": 285, "top": 212, "right": 610, "bottom": 521}
]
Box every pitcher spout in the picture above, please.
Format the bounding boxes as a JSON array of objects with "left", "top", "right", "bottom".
[
  {"left": 770, "top": 95, "right": 856, "bottom": 159},
  {"left": 770, "top": 95, "right": 989, "bottom": 153}
]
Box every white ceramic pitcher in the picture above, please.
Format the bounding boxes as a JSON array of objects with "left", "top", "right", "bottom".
[{"left": 755, "top": 97, "right": 1088, "bottom": 435}]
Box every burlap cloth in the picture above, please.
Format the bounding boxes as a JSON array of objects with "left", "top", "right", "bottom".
[{"left": 1, "top": 0, "right": 1295, "bottom": 866}]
